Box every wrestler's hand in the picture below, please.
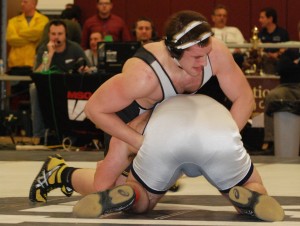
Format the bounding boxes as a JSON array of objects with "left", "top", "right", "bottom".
[{"left": 127, "top": 111, "right": 150, "bottom": 153}]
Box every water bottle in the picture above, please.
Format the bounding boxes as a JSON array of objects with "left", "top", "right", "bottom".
[
  {"left": 42, "top": 51, "right": 49, "bottom": 72},
  {"left": 97, "top": 43, "right": 106, "bottom": 74},
  {"left": 0, "top": 59, "right": 4, "bottom": 75}
]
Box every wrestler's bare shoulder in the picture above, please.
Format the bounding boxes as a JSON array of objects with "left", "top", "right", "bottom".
[
  {"left": 209, "top": 37, "right": 231, "bottom": 59},
  {"left": 209, "top": 37, "right": 236, "bottom": 74},
  {"left": 138, "top": 41, "right": 172, "bottom": 63},
  {"left": 123, "top": 41, "right": 173, "bottom": 76}
]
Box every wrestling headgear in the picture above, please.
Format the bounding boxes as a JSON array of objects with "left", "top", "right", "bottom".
[{"left": 165, "top": 14, "right": 213, "bottom": 59}]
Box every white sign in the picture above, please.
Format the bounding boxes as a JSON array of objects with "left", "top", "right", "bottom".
[{"left": 37, "top": 0, "right": 74, "bottom": 10}]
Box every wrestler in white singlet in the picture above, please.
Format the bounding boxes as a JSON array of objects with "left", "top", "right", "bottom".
[{"left": 132, "top": 94, "right": 252, "bottom": 194}]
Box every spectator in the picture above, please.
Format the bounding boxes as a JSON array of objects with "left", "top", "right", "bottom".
[
  {"left": 84, "top": 31, "right": 104, "bottom": 72},
  {"left": 81, "top": 0, "right": 131, "bottom": 49},
  {"left": 65, "top": 3, "right": 74, "bottom": 9},
  {"left": 132, "top": 17, "right": 158, "bottom": 45},
  {"left": 211, "top": 4, "right": 245, "bottom": 68},
  {"left": 38, "top": 7, "right": 82, "bottom": 49},
  {"left": 6, "top": 0, "right": 49, "bottom": 74},
  {"left": 35, "top": 20, "right": 90, "bottom": 73},
  {"left": 30, "top": 20, "right": 91, "bottom": 142},
  {"left": 258, "top": 7, "right": 289, "bottom": 74},
  {"left": 61, "top": 5, "right": 81, "bottom": 24},
  {"left": 262, "top": 21, "right": 300, "bottom": 154}
]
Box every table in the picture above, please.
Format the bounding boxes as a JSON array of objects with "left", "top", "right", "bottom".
[
  {"left": 0, "top": 74, "right": 31, "bottom": 81},
  {"left": 0, "top": 74, "right": 32, "bottom": 111},
  {"left": 31, "top": 73, "right": 106, "bottom": 141}
]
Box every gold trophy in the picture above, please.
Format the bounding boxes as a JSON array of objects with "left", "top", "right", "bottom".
[
  {"left": 250, "top": 26, "right": 260, "bottom": 49},
  {"left": 243, "top": 26, "right": 263, "bottom": 75}
]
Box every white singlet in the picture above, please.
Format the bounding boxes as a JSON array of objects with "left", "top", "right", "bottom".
[{"left": 132, "top": 95, "right": 252, "bottom": 193}]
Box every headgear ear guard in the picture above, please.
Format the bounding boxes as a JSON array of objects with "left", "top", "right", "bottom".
[
  {"left": 165, "top": 21, "right": 213, "bottom": 59},
  {"left": 165, "top": 38, "right": 184, "bottom": 59}
]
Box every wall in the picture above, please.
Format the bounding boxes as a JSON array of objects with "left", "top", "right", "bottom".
[
  {"left": 75, "top": 0, "right": 300, "bottom": 41},
  {"left": 7, "top": 0, "right": 21, "bottom": 23}
]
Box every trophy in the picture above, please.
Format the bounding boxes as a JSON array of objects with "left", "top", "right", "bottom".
[
  {"left": 243, "top": 26, "right": 263, "bottom": 75},
  {"left": 250, "top": 26, "right": 260, "bottom": 49}
]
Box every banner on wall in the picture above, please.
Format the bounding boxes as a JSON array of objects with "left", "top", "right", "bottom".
[
  {"left": 246, "top": 75, "right": 280, "bottom": 114},
  {"left": 37, "top": 0, "right": 74, "bottom": 10}
]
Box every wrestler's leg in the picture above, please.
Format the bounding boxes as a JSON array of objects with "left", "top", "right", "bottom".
[
  {"left": 221, "top": 166, "right": 265, "bottom": 201},
  {"left": 70, "top": 169, "right": 97, "bottom": 195},
  {"left": 126, "top": 172, "right": 164, "bottom": 213},
  {"left": 73, "top": 171, "right": 164, "bottom": 218},
  {"left": 29, "top": 111, "right": 151, "bottom": 202},
  {"left": 239, "top": 166, "right": 267, "bottom": 194},
  {"left": 72, "top": 111, "right": 151, "bottom": 194}
]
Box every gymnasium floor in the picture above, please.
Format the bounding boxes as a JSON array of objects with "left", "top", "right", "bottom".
[{"left": 0, "top": 149, "right": 299, "bottom": 226}]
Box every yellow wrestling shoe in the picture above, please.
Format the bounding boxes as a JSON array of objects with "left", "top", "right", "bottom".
[{"left": 29, "top": 154, "right": 73, "bottom": 202}]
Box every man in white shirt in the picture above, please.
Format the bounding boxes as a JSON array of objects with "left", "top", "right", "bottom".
[{"left": 211, "top": 4, "right": 245, "bottom": 67}]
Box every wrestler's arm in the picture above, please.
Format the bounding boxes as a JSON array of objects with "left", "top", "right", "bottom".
[
  {"left": 210, "top": 38, "right": 255, "bottom": 130},
  {"left": 85, "top": 58, "right": 158, "bottom": 150}
]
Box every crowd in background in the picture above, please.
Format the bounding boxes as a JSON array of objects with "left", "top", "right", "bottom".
[
  {"left": 5, "top": 0, "right": 294, "bottom": 75},
  {"left": 5, "top": 0, "right": 160, "bottom": 75}
]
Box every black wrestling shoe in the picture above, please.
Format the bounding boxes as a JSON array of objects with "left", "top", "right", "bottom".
[
  {"left": 73, "top": 185, "right": 135, "bottom": 218},
  {"left": 169, "top": 180, "right": 180, "bottom": 192},
  {"left": 229, "top": 186, "right": 284, "bottom": 222},
  {"left": 261, "top": 142, "right": 274, "bottom": 155},
  {"left": 29, "top": 154, "right": 73, "bottom": 202}
]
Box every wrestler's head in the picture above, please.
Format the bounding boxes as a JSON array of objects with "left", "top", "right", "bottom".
[{"left": 164, "top": 10, "right": 213, "bottom": 59}]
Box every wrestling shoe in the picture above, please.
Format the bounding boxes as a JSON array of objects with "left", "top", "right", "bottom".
[
  {"left": 169, "top": 180, "right": 180, "bottom": 192},
  {"left": 29, "top": 154, "right": 73, "bottom": 202},
  {"left": 73, "top": 185, "right": 135, "bottom": 218},
  {"left": 229, "top": 186, "right": 284, "bottom": 222}
]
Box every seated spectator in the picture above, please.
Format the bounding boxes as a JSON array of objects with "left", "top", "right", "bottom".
[
  {"left": 65, "top": 3, "right": 74, "bottom": 9},
  {"left": 81, "top": 0, "right": 131, "bottom": 49},
  {"left": 262, "top": 21, "right": 300, "bottom": 154},
  {"left": 38, "top": 7, "right": 82, "bottom": 49},
  {"left": 258, "top": 7, "right": 289, "bottom": 74},
  {"left": 132, "top": 17, "right": 159, "bottom": 45},
  {"left": 6, "top": 0, "right": 49, "bottom": 74},
  {"left": 211, "top": 4, "right": 245, "bottom": 68},
  {"left": 61, "top": 5, "right": 81, "bottom": 24},
  {"left": 35, "top": 20, "right": 90, "bottom": 73},
  {"left": 84, "top": 31, "right": 104, "bottom": 73},
  {"left": 63, "top": 4, "right": 82, "bottom": 26},
  {"left": 30, "top": 20, "right": 91, "bottom": 143}
]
